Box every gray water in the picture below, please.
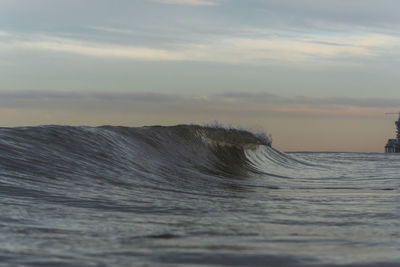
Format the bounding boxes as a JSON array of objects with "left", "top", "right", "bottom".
[{"left": 0, "top": 125, "right": 399, "bottom": 266}]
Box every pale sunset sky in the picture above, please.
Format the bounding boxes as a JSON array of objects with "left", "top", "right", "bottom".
[{"left": 1, "top": 0, "right": 400, "bottom": 152}]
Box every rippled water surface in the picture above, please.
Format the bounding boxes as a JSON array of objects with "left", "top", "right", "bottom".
[{"left": 0, "top": 125, "right": 399, "bottom": 266}]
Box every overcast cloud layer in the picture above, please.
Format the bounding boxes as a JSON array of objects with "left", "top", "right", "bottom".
[{"left": 1, "top": 0, "right": 400, "bottom": 97}]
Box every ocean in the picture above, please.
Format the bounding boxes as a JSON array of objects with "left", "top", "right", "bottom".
[{"left": 0, "top": 125, "right": 399, "bottom": 267}]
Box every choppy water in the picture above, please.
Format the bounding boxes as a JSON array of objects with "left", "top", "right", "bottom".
[{"left": 0, "top": 125, "right": 399, "bottom": 267}]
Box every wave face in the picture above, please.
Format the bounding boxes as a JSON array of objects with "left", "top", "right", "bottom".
[{"left": 0, "top": 125, "right": 399, "bottom": 267}]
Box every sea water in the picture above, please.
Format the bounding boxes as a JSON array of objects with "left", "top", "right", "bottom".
[{"left": 0, "top": 125, "right": 399, "bottom": 266}]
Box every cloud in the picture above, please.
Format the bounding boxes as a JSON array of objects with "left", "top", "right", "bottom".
[
  {"left": 215, "top": 92, "right": 400, "bottom": 109},
  {"left": 2, "top": 90, "right": 400, "bottom": 112},
  {"left": 153, "top": 0, "right": 219, "bottom": 6},
  {"left": 0, "top": 31, "right": 10, "bottom": 37},
  {"left": 251, "top": 0, "right": 400, "bottom": 31},
  {"left": 0, "top": 91, "right": 178, "bottom": 104},
  {"left": 5, "top": 38, "right": 185, "bottom": 61},
  {"left": 1, "top": 32, "right": 399, "bottom": 65}
]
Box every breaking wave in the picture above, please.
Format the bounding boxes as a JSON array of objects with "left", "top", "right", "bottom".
[
  {"left": 0, "top": 124, "right": 285, "bottom": 193},
  {"left": 1, "top": 124, "right": 398, "bottom": 266}
]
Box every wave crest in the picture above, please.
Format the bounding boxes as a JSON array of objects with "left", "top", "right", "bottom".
[{"left": 0, "top": 124, "right": 298, "bottom": 196}]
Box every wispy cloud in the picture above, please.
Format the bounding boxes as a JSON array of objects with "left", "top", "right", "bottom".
[
  {"left": 1, "top": 31, "right": 399, "bottom": 65},
  {"left": 215, "top": 92, "right": 400, "bottom": 109},
  {"left": 1, "top": 90, "right": 399, "bottom": 115},
  {"left": 1, "top": 37, "right": 186, "bottom": 61},
  {"left": 0, "top": 91, "right": 177, "bottom": 103},
  {"left": 0, "top": 31, "right": 10, "bottom": 37},
  {"left": 88, "top": 26, "right": 138, "bottom": 36},
  {"left": 153, "top": 0, "right": 219, "bottom": 6}
]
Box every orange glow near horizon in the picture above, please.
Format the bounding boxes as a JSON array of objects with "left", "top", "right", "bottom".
[{"left": 0, "top": 103, "right": 396, "bottom": 153}]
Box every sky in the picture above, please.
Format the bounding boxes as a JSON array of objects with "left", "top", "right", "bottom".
[{"left": 1, "top": 0, "right": 400, "bottom": 152}]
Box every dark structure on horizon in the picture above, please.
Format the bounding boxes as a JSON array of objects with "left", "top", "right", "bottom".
[{"left": 385, "top": 112, "right": 400, "bottom": 153}]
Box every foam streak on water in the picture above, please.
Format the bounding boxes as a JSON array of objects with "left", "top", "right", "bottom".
[{"left": 0, "top": 125, "right": 399, "bottom": 266}]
